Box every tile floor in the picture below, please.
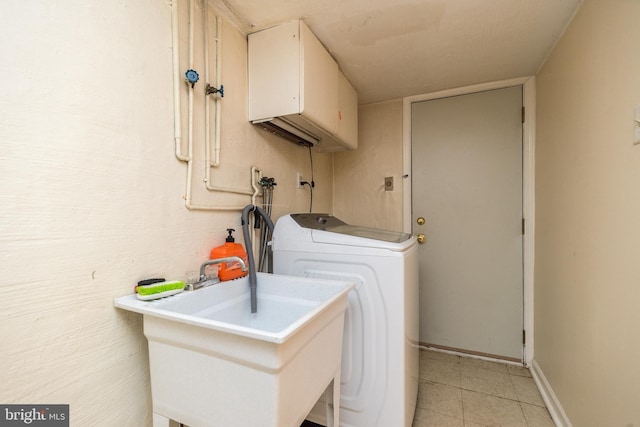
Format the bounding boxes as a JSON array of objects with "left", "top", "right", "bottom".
[
  {"left": 414, "top": 349, "right": 555, "bottom": 426},
  {"left": 301, "top": 348, "right": 554, "bottom": 427}
]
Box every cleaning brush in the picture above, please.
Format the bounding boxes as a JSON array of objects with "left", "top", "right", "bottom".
[{"left": 136, "top": 280, "right": 185, "bottom": 301}]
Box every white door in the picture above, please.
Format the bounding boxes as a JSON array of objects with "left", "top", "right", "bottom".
[{"left": 411, "top": 86, "right": 523, "bottom": 360}]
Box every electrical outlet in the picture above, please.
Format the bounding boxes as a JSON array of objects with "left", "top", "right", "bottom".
[
  {"left": 296, "top": 172, "right": 303, "bottom": 189},
  {"left": 385, "top": 176, "right": 394, "bottom": 191}
]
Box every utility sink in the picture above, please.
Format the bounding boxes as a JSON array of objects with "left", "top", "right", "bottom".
[{"left": 115, "top": 272, "right": 353, "bottom": 427}]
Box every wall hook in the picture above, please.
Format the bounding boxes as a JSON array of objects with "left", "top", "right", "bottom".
[{"left": 206, "top": 83, "right": 224, "bottom": 97}]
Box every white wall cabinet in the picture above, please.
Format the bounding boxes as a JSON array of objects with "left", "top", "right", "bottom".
[
  {"left": 248, "top": 20, "right": 358, "bottom": 151},
  {"left": 336, "top": 72, "right": 358, "bottom": 148}
]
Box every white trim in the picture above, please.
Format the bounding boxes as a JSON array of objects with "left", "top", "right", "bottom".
[
  {"left": 402, "top": 96, "right": 413, "bottom": 234},
  {"left": 419, "top": 345, "right": 525, "bottom": 367},
  {"left": 402, "top": 76, "right": 536, "bottom": 364},
  {"left": 403, "top": 77, "right": 531, "bottom": 105},
  {"left": 531, "top": 359, "right": 573, "bottom": 427},
  {"left": 522, "top": 77, "right": 536, "bottom": 365}
]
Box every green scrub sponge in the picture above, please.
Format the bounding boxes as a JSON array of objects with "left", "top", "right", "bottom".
[{"left": 136, "top": 280, "right": 185, "bottom": 300}]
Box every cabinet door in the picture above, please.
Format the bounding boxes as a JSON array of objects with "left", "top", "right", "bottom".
[
  {"left": 336, "top": 72, "right": 358, "bottom": 149},
  {"left": 299, "top": 21, "right": 338, "bottom": 133},
  {"left": 248, "top": 20, "right": 300, "bottom": 121}
]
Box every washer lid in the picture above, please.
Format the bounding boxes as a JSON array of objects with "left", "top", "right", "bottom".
[{"left": 290, "top": 213, "right": 412, "bottom": 244}]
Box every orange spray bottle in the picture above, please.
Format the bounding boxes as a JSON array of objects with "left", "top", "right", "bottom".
[{"left": 210, "top": 228, "right": 249, "bottom": 281}]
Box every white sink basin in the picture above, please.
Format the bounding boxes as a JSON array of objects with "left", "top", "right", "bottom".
[{"left": 115, "top": 272, "right": 353, "bottom": 427}]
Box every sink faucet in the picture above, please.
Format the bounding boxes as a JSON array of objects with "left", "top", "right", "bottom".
[
  {"left": 241, "top": 205, "right": 275, "bottom": 313},
  {"left": 187, "top": 256, "right": 248, "bottom": 291},
  {"left": 199, "top": 256, "right": 247, "bottom": 281}
]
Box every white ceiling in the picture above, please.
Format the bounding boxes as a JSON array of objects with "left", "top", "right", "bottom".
[{"left": 214, "top": 0, "right": 583, "bottom": 104}]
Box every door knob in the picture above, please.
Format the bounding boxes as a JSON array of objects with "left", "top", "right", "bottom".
[
  {"left": 417, "top": 233, "right": 426, "bottom": 244},
  {"left": 416, "top": 217, "right": 425, "bottom": 226}
]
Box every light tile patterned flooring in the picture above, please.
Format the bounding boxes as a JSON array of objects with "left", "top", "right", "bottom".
[{"left": 414, "top": 349, "right": 555, "bottom": 427}]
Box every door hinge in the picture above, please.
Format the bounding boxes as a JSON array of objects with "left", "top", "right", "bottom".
[
  {"left": 523, "top": 329, "right": 526, "bottom": 345},
  {"left": 522, "top": 218, "right": 525, "bottom": 235},
  {"left": 522, "top": 106, "right": 525, "bottom": 123}
]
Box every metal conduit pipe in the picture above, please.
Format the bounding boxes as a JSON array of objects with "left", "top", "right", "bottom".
[
  {"left": 168, "top": 0, "right": 258, "bottom": 210},
  {"left": 202, "top": 9, "right": 253, "bottom": 196},
  {"left": 171, "top": 0, "right": 188, "bottom": 162},
  {"left": 213, "top": 15, "right": 222, "bottom": 168}
]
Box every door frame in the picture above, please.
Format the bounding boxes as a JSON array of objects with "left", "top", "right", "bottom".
[{"left": 402, "top": 76, "right": 536, "bottom": 365}]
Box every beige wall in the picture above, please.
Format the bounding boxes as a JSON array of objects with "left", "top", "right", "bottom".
[
  {"left": 333, "top": 100, "right": 404, "bottom": 230},
  {"left": 0, "top": 0, "right": 332, "bottom": 423},
  {"left": 8, "top": 0, "right": 639, "bottom": 424},
  {"left": 534, "top": 0, "right": 640, "bottom": 425}
]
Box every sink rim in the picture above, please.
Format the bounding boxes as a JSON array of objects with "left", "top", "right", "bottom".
[{"left": 114, "top": 272, "right": 354, "bottom": 344}]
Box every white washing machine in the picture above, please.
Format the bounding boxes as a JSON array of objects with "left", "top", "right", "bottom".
[{"left": 272, "top": 213, "right": 419, "bottom": 427}]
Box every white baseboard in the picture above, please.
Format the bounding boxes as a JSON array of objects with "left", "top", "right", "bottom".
[{"left": 530, "top": 359, "right": 572, "bottom": 427}]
